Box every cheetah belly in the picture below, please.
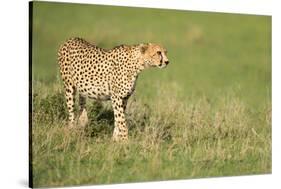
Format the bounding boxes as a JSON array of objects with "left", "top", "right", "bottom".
[
  {"left": 88, "top": 85, "right": 111, "bottom": 100},
  {"left": 74, "top": 75, "right": 111, "bottom": 101},
  {"left": 78, "top": 82, "right": 110, "bottom": 101}
]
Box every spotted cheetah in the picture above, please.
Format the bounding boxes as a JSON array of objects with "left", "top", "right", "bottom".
[{"left": 58, "top": 37, "right": 169, "bottom": 141}]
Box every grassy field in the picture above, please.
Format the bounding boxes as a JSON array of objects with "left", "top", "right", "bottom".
[{"left": 31, "top": 2, "right": 271, "bottom": 187}]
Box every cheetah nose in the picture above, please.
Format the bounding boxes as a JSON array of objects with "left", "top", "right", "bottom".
[{"left": 165, "top": 60, "right": 169, "bottom": 65}]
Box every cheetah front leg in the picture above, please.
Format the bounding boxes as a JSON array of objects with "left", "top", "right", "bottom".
[
  {"left": 78, "top": 94, "right": 88, "bottom": 128},
  {"left": 111, "top": 96, "right": 128, "bottom": 141}
]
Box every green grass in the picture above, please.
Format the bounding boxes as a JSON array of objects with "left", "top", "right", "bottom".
[{"left": 31, "top": 1, "right": 271, "bottom": 187}]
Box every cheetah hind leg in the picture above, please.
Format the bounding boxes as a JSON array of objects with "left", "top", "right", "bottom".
[
  {"left": 78, "top": 109, "right": 88, "bottom": 128},
  {"left": 64, "top": 84, "right": 76, "bottom": 129},
  {"left": 78, "top": 95, "right": 88, "bottom": 128}
]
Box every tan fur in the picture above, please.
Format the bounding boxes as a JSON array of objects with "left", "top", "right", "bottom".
[{"left": 58, "top": 37, "right": 169, "bottom": 141}]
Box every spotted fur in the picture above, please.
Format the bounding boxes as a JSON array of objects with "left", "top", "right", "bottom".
[{"left": 58, "top": 37, "right": 169, "bottom": 141}]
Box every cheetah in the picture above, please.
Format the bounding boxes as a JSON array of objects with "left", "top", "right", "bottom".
[{"left": 58, "top": 37, "right": 169, "bottom": 141}]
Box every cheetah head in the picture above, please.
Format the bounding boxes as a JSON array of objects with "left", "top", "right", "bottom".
[{"left": 140, "top": 43, "right": 169, "bottom": 69}]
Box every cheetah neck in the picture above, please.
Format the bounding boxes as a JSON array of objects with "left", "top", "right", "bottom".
[{"left": 132, "top": 46, "right": 149, "bottom": 73}]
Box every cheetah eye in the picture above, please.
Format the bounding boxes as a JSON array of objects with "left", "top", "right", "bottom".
[{"left": 157, "top": 51, "right": 161, "bottom": 55}]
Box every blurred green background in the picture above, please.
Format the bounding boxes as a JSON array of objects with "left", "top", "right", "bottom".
[{"left": 32, "top": 1, "right": 271, "bottom": 109}]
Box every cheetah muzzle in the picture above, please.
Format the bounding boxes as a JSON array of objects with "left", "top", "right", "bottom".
[{"left": 58, "top": 37, "right": 169, "bottom": 141}]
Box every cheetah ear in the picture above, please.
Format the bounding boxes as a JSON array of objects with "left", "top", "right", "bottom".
[{"left": 140, "top": 44, "right": 149, "bottom": 54}]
